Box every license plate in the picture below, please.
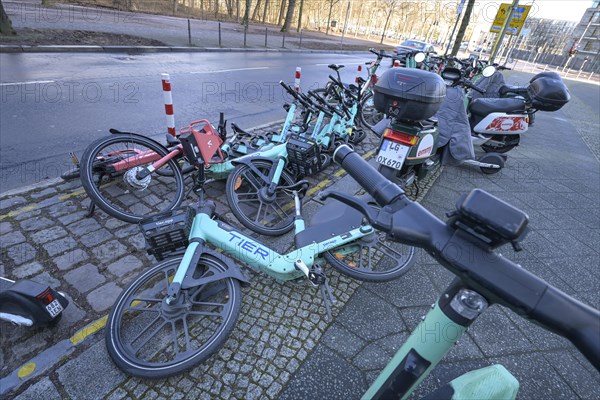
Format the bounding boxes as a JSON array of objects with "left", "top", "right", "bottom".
[
  {"left": 376, "top": 140, "right": 410, "bottom": 170},
  {"left": 46, "top": 299, "right": 63, "bottom": 318}
]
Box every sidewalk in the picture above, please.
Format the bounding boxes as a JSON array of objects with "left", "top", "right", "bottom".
[{"left": 1, "top": 76, "right": 598, "bottom": 399}]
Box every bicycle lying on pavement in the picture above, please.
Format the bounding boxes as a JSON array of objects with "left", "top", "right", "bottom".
[
  {"left": 104, "top": 150, "right": 416, "bottom": 378},
  {"left": 325, "top": 145, "right": 599, "bottom": 399}
]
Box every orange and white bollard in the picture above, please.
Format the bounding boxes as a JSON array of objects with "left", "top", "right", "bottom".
[
  {"left": 162, "top": 73, "right": 177, "bottom": 137},
  {"left": 294, "top": 67, "right": 301, "bottom": 92}
]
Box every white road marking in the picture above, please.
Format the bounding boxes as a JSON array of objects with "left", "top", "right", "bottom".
[
  {"left": 191, "top": 67, "right": 270, "bottom": 74},
  {"left": 315, "top": 62, "right": 363, "bottom": 66},
  {"left": 0, "top": 80, "right": 55, "bottom": 86}
]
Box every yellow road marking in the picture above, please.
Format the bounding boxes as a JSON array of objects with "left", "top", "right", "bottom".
[
  {"left": 0, "top": 205, "right": 38, "bottom": 221},
  {"left": 70, "top": 315, "right": 108, "bottom": 345},
  {"left": 17, "top": 363, "right": 36, "bottom": 379},
  {"left": 58, "top": 188, "right": 87, "bottom": 201}
]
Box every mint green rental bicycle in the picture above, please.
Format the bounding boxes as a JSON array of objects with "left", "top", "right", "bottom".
[{"left": 104, "top": 154, "right": 416, "bottom": 378}]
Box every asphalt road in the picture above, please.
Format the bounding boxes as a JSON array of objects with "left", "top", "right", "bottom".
[{"left": 0, "top": 51, "right": 373, "bottom": 193}]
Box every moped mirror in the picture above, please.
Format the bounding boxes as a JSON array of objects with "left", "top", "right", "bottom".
[
  {"left": 482, "top": 65, "right": 496, "bottom": 77},
  {"left": 414, "top": 52, "right": 426, "bottom": 63}
]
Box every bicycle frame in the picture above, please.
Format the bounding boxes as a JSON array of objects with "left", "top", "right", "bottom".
[{"left": 169, "top": 198, "right": 374, "bottom": 294}]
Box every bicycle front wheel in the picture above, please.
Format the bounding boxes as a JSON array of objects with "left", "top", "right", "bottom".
[
  {"left": 324, "top": 229, "right": 416, "bottom": 282},
  {"left": 80, "top": 135, "right": 185, "bottom": 223},
  {"left": 105, "top": 255, "right": 242, "bottom": 379},
  {"left": 225, "top": 159, "right": 297, "bottom": 236}
]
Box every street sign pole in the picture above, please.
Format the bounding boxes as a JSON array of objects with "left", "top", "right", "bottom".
[{"left": 490, "top": 0, "right": 519, "bottom": 64}]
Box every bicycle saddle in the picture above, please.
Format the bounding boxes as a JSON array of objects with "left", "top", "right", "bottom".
[
  {"left": 469, "top": 98, "right": 527, "bottom": 116},
  {"left": 328, "top": 64, "right": 345, "bottom": 71}
]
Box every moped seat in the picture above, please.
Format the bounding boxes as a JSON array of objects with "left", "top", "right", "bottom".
[
  {"left": 469, "top": 98, "right": 526, "bottom": 116},
  {"left": 498, "top": 85, "right": 529, "bottom": 97}
]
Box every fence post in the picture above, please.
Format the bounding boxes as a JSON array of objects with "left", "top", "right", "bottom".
[
  {"left": 589, "top": 72, "right": 594, "bottom": 81},
  {"left": 188, "top": 19, "right": 192, "bottom": 46},
  {"left": 219, "top": 22, "right": 222, "bottom": 47},
  {"left": 265, "top": 28, "right": 268, "bottom": 47},
  {"left": 299, "top": 30, "right": 302, "bottom": 49},
  {"left": 282, "top": 32, "right": 286, "bottom": 48},
  {"left": 244, "top": 24, "right": 248, "bottom": 47},
  {"left": 161, "top": 74, "right": 177, "bottom": 137}
]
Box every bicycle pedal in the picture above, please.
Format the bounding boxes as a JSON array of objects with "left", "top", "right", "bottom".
[{"left": 69, "top": 152, "right": 80, "bottom": 166}]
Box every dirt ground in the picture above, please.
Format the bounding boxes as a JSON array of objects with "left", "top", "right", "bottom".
[{"left": 0, "top": 28, "right": 166, "bottom": 46}]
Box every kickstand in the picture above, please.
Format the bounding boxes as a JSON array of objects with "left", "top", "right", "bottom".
[
  {"left": 310, "top": 264, "right": 336, "bottom": 320},
  {"left": 86, "top": 201, "right": 96, "bottom": 218}
]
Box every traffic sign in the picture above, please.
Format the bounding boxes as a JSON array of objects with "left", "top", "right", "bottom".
[{"left": 490, "top": 3, "right": 531, "bottom": 35}]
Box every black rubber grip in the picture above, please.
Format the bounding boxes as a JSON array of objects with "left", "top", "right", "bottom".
[{"left": 333, "top": 145, "right": 404, "bottom": 206}]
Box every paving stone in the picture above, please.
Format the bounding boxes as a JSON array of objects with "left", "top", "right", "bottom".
[
  {"left": 0, "top": 196, "right": 27, "bottom": 210},
  {"left": 106, "top": 255, "right": 144, "bottom": 277},
  {"left": 14, "top": 209, "right": 41, "bottom": 221},
  {"left": 6, "top": 242, "right": 37, "bottom": 265},
  {"left": 64, "top": 264, "right": 106, "bottom": 293},
  {"left": 47, "top": 202, "right": 80, "bottom": 219},
  {"left": 80, "top": 227, "right": 112, "bottom": 247},
  {"left": 57, "top": 341, "right": 127, "bottom": 399},
  {"left": 87, "top": 282, "right": 122, "bottom": 312},
  {"left": 38, "top": 196, "right": 62, "bottom": 209},
  {"left": 66, "top": 218, "right": 102, "bottom": 236},
  {"left": 12, "top": 377, "right": 60, "bottom": 400},
  {"left": 13, "top": 261, "right": 44, "bottom": 279},
  {"left": 114, "top": 224, "right": 140, "bottom": 239},
  {"left": 58, "top": 211, "right": 88, "bottom": 225},
  {"left": 278, "top": 346, "right": 366, "bottom": 400},
  {"left": 30, "top": 188, "right": 57, "bottom": 199},
  {"left": 91, "top": 240, "right": 128, "bottom": 264},
  {"left": 31, "top": 226, "right": 68, "bottom": 243},
  {"left": 321, "top": 323, "right": 366, "bottom": 359},
  {"left": 43, "top": 237, "right": 78, "bottom": 257},
  {"left": 0, "top": 230, "right": 26, "bottom": 247},
  {"left": 19, "top": 217, "right": 53, "bottom": 232},
  {"left": 11, "top": 334, "right": 47, "bottom": 359},
  {"left": 31, "top": 272, "right": 61, "bottom": 289},
  {"left": 0, "top": 221, "right": 12, "bottom": 234},
  {"left": 58, "top": 293, "right": 86, "bottom": 329},
  {"left": 53, "top": 249, "right": 89, "bottom": 271},
  {"left": 336, "top": 287, "right": 406, "bottom": 342}
]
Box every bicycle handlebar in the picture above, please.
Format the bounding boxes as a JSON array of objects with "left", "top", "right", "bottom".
[{"left": 329, "top": 145, "right": 600, "bottom": 371}]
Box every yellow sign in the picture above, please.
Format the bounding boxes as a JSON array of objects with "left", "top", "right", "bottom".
[{"left": 490, "top": 4, "right": 531, "bottom": 36}]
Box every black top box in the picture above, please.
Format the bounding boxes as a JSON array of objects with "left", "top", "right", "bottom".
[
  {"left": 373, "top": 68, "right": 446, "bottom": 121},
  {"left": 527, "top": 77, "right": 570, "bottom": 111}
]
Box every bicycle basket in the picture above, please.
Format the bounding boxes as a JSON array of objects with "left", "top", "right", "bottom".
[
  {"left": 139, "top": 207, "right": 194, "bottom": 261},
  {"left": 286, "top": 135, "right": 322, "bottom": 177}
]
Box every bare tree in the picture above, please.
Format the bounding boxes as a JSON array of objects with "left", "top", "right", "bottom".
[
  {"left": 325, "top": 0, "right": 340, "bottom": 35},
  {"left": 0, "top": 0, "right": 15, "bottom": 35},
  {"left": 379, "top": 0, "right": 398, "bottom": 44},
  {"left": 281, "top": 0, "right": 296, "bottom": 32},
  {"left": 451, "top": 0, "right": 475, "bottom": 56}
]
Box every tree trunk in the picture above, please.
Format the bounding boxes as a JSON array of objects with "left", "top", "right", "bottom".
[
  {"left": 277, "top": 0, "right": 286, "bottom": 26},
  {"left": 262, "top": 0, "right": 268, "bottom": 23},
  {"left": 252, "top": 0, "right": 262, "bottom": 20},
  {"left": 325, "top": 0, "right": 334, "bottom": 35},
  {"left": 243, "top": 0, "right": 251, "bottom": 25},
  {"left": 0, "top": 0, "right": 15, "bottom": 35},
  {"left": 172, "top": 0, "right": 178, "bottom": 16},
  {"left": 281, "top": 0, "right": 295, "bottom": 32},
  {"left": 296, "top": 0, "right": 304, "bottom": 32},
  {"left": 451, "top": 0, "right": 475, "bottom": 56},
  {"left": 215, "top": 0, "right": 219, "bottom": 18},
  {"left": 380, "top": 8, "right": 393, "bottom": 44}
]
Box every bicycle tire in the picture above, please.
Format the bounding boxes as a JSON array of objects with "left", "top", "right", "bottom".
[
  {"left": 324, "top": 230, "right": 416, "bottom": 282},
  {"left": 105, "top": 255, "right": 242, "bottom": 379},
  {"left": 323, "top": 197, "right": 416, "bottom": 282},
  {"left": 225, "top": 159, "right": 297, "bottom": 236},
  {"left": 359, "top": 92, "right": 385, "bottom": 133},
  {"left": 80, "top": 135, "right": 185, "bottom": 223}
]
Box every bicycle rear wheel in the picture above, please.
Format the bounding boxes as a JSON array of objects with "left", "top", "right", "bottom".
[
  {"left": 80, "top": 135, "right": 185, "bottom": 223},
  {"left": 359, "top": 92, "right": 385, "bottom": 133},
  {"left": 225, "top": 159, "right": 297, "bottom": 236},
  {"left": 105, "top": 255, "right": 242, "bottom": 379}
]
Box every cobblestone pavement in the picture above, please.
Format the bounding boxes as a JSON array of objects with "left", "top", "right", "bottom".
[
  {"left": 0, "top": 123, "right": 436, "bottom": 399},
  {"left": 2, "top": 71, "right": 599, "bottom": 399}
]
